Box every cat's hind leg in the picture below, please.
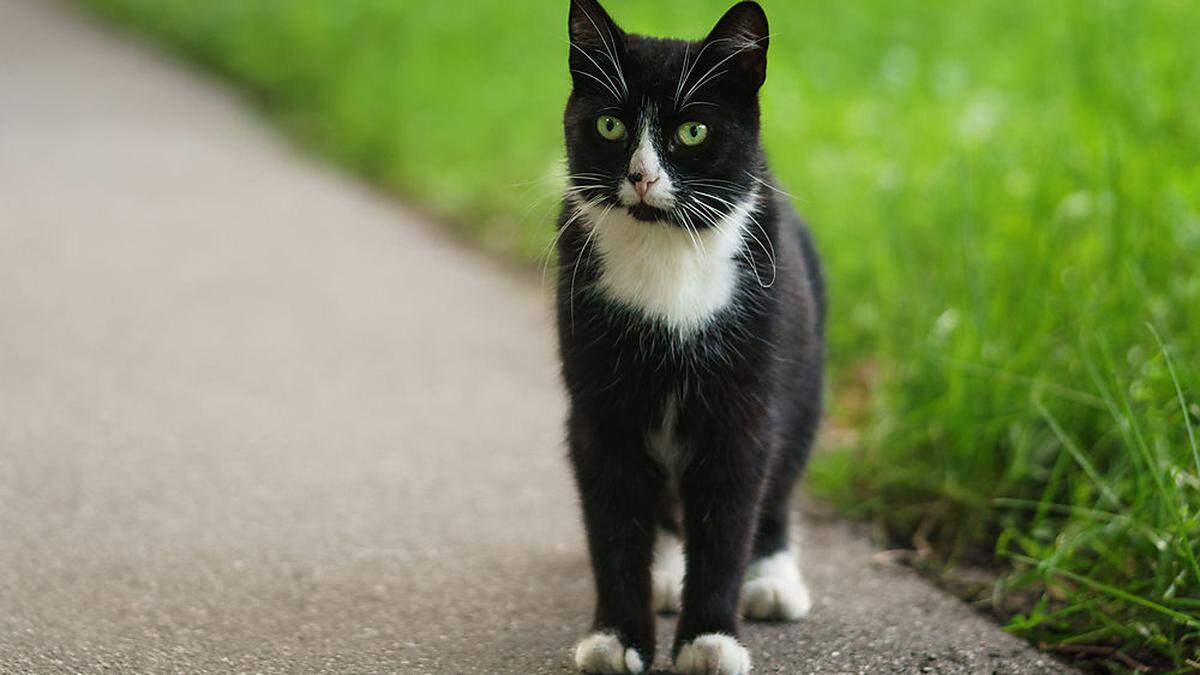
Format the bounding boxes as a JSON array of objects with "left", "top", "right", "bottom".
[
  {"left": 742, "top": 483, "right": 811, "bottom": 621},
  {"left": 741, "top": 414, "right": 816, "bottom": 622},
  {"left": 741, "top": 546, "right": 811, "bottom": 622}
]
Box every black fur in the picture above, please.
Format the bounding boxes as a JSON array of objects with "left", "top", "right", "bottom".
[{"left": 557, "top": 1, "right": 825, "bottom": 669}]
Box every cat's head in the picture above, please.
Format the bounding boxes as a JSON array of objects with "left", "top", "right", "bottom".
[{"left": 563, "top": 0, "right": 769, "bottom": 229}]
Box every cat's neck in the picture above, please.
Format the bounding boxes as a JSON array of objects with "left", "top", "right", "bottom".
[{"left": 573, "top": 187, "right": 761, "bottom": 336}]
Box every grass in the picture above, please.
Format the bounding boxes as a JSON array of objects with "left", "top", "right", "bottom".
[{"left": 76, "top": 0, "right": 1200, "bottom": 669}]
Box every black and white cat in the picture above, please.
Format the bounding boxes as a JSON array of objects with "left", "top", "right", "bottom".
[{"left": 556, "top": 1, "right": 825, "bottom": 673}]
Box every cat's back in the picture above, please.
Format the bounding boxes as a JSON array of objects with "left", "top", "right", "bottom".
[{"left": 775, "top": 190, "right": 826, "bottom": 335}]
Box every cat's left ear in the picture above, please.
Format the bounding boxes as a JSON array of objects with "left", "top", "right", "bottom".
[{"left": 702, "top": 1, "right": 769, "bottom": 89}]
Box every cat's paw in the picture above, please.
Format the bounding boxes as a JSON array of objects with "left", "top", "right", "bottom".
[
  {"left": 651, "top": 530, "right": 684, "bottom": 614},
  {"left": 674, "top": 634, "right": 751, "bottom": 675},
  {"left": 574, "top": 632, "right": 645, "bottom": 674},
  {"left": 740, "top": 550, "right": 811, "bottom": 622}
]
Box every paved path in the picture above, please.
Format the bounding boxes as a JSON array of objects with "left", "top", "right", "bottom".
[{"left": 0, "top": 2, "right": 1069, "bottom": 673}]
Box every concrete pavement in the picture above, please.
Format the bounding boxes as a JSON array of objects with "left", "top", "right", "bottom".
[{"left": 0, "top": 1, "right": 1069, "bottom": 672}]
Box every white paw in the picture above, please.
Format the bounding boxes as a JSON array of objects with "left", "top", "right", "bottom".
[
  {"left": 651, "top": 530, "right": 684, "bottom": 614},
  {"left": 574, "top": 632, "right": 645, "bottom": 674},
  {"left": 741, "top": 550, "right": 811, "bottom": 621},
  {"left": 674, "top": 634, "right": 751, "bottom": 675}
]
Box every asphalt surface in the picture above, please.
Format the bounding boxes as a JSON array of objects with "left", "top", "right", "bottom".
[{"left": 0, "top": 2, "right": 1072, "bottom": 673}]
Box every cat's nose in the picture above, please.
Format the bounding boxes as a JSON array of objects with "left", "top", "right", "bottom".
[{"left": 627, "top": 171, "right": 660, "bottom": 199}]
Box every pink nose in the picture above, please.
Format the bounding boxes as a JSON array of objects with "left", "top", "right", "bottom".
[{"left": 628, "top": 171, "right": 660, "bottom": 199}]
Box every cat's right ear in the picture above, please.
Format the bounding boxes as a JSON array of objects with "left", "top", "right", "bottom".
[
  {"left": 702, "top": 1, "right": 769, "bottom": 90},
  {"left": 568, "top": 0, "right": 626, "bottom": 66}
]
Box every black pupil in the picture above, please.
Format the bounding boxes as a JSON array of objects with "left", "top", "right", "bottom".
[
  {"left": 605, "top": 119, "right": 614, "bottom": 132},
  {"left": 689, "top": 126, "right": 697, "bottom": 137}
]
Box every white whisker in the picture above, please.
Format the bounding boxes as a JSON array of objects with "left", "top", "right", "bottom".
[
  {"left": 682, "top": 200, "right": 766, "bottom": 288},
  {"left": 542, "top": 194, "right": 607, "bottom": 285},
  {"left": 674, "top": 37, "right": 732, "bottom": 110},
  {"left": 576, "top": 4, "right": 628, "bottom": 97},
  {"left": 679, "top": 36, "right": 766, "bottom": 109},
  {"left": 603, "top": 25, "right": 629, "bottom": 95},
  {"left": 676, "top": 207, "right": 706, "bottom": 258},
  {"left": 682, "top": 69, "right": 728, "bottom": 106},
  {"left": 744, "top": 171, "right": 803, "bottom": 202},
  {"left": 691, "top": 189, "right": 776, "bottom": 287},
  {"left": 683, "top": 177, "right": 743, "bottom": 187},
  {"left": 673, "top": 42, "right": 691, "bottom": 107},
  {"left": 569, "top": 202, "right": 610, "bottom": 335},
  {"left": 569, "top": 65, "right": 621, "bottom": 102}
]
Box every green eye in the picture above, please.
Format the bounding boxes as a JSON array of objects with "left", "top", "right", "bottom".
[
  {"left": 596, "top": 115, "right": 626, "bottom": 141},
  {"left": 677, "top": 121, "right": 709, "bottom": 146}
]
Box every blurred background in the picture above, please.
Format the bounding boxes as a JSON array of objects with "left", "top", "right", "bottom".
[{"left": 59, "top": 0, "right": 1200, "bottom": 670}]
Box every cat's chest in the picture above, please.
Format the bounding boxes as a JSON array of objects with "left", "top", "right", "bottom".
[{"left": 585, "top": 198, "right": 755, "bottom": 336}]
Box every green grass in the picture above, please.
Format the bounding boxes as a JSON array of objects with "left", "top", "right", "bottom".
[{"left": 77, "top": 0, "right": 1200, "bottom": 668}]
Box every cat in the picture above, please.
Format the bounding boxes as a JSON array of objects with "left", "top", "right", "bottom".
[{"left": 555, "top": 1, "right": 826, "bottom": 673}]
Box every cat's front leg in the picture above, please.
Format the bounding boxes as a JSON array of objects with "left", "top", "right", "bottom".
[
  {"left": 569, "top": 413, "right": 664, "bottom": 674},
  {"left": 672, "top": 426, "right": 766, "bottom": 675}
]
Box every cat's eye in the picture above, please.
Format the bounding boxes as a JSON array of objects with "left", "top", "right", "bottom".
[
  {"left": 677, "top": 121, "right": 709, "bottom": 146},
  {"left": 596, "top": 115, "right": 627, "bottom": 141}
]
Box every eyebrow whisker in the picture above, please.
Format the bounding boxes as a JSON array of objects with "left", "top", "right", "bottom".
[{"left": 575, "top": 4, "right": 628, "bottom": 97}]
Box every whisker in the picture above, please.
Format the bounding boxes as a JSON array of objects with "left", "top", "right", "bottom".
[
  {"left": 673, "top": 42, "right": 691, "bottom": 108},
  {"left": 569, "top": 201, "right": 610, "bottom": 335},
  {"left": 563, "top": 184, "right": 612, "bottom": 193},
  {"left": 683, "top": 200, "right": 762, "bottom": 282},
  {"left": 677, "top": 206, "right": 706, "bottom": 258},
  {"left": 680, "top": 36, "right": 766, "bottom": 108},
  {"left": 744, "top": 171, "right": 803, "bottom": 202},
  {"left": 691, "top": 190, "right": 776, "bottom": 286},
  {"left": 674, "top": 37, "right": 731, "bottom": 110},
  {"left": 682, "top": 178, "right": 743, "bottom": 190},
  {"left": 569, "top": 40, "right": 622, "bottom": 98},
  {"left": 739, "top": 216, "right": 777, "bottom": 287},
  {"left": 683, "top": 200, "right": 766, "bottom": 287},
  {"left": 516, "top": 171, "right": 591, "bottom": 242},
  {"left": 682, "top": 69, "right": 728, "bottom": 107},
  {"left": 569, "top": 67, "right": 621, "bottom": 102},
  {"left": 602, "top": 25, "right": 629, "bottom": 95},
  {"left": 542, "top": 194, "right": 606, "bottom": 284},
  {"left": 575, "top": 5, "right": 628, "bottom": 97},
  {"left": 677, "top": 207, "right": 702, "bottom": 253},
  {"left": 688, "top": 198, "right": 772, "bottom": 289}
]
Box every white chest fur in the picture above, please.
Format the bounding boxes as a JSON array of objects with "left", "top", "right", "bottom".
[{"left": 578, "top": 190, "right": 758, "bottom": 336}]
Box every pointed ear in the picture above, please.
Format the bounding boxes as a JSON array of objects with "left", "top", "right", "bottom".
[
  {"left": 568, "top": 0, "right": 627, "bottom": 96},
  {"left": 702, "top": 1, "right": 769, "bottom": 89},
  {"left": 569, "top": 0, "right": 624, "bottom": 56}
]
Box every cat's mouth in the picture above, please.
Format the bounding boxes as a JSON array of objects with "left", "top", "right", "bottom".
[{"left": 627, "top": 203, "right": 671, "bottom": 222}]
